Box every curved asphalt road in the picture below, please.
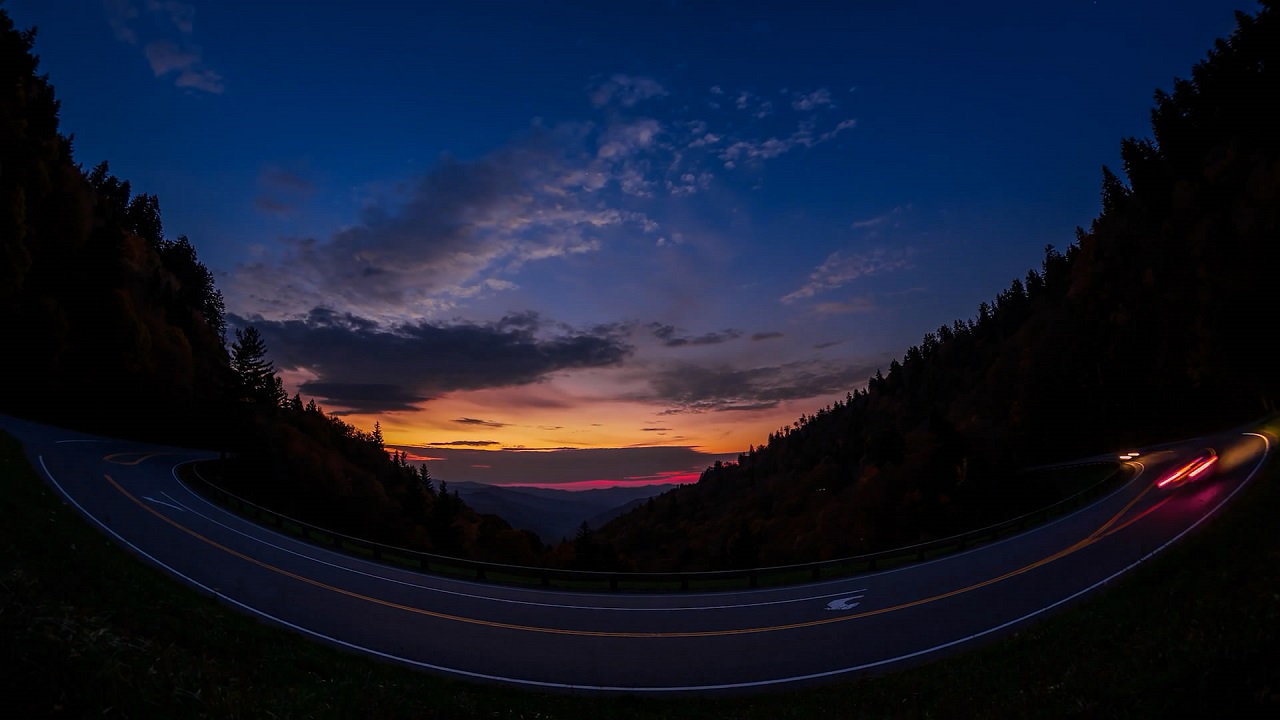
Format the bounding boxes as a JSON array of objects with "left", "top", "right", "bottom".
[{"left": 2, "top": 415, "right": 1272, "bottom": 694}]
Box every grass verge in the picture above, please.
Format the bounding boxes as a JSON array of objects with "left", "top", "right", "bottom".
[{"left": 3, "top": 430, "right": 1278, "bottom": 718}]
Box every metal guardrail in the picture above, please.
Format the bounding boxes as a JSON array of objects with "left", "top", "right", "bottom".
[{"left": 185, "top": 460, "right": 1128, "bottom": 592}]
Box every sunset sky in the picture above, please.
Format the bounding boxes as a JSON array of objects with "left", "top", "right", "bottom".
[{"left": 8, "top": 0, "right": 1247, "bottom": 487}]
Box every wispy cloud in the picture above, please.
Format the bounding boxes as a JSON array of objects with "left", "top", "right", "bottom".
[
  {"left": 750, "top": 331, "right": 784, "bottom": 341},
  {"left": 791, "top": 88, "right": 833, "bottom": 111},
  {"left": 718, "top": 117, "right": 855, "bottom": 168},
  {"left": 851, "top": 203, "right": 911, "bottom": 230},
  {"left": 781, "top": 249, "right": 912, "bottom": 304},
  {"left": 234, "top": 134, "right": 659, "bottom": 321},
  {"left": 107, "top": 1, "right": 224, "bottom": 93},
  {"left": 454, "top": 417, "right": 510, "bottom": 428},
  {"left": 815, "top": 295, "right": 877, "bottom": 314},
  {"left": 254, "top": 166, "right": 315, "bottom": 216},
  {"left": 590, "top": 74, "right": 668, "bottom": 108},
  {"left": 144, "top": 40, "right": 224, "bottom": 93}
]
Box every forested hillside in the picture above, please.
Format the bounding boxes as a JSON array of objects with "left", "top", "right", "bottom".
[
  {"left": 594, "top": 4, "right": 1280, "bottom": 571},
  {"left": 0, "top": 9, "right": 541, "bottom": 562}
]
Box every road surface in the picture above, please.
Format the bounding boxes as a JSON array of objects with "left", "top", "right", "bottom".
[{"left": 1, "top": 415, "right": 1270, "bottom": 693}]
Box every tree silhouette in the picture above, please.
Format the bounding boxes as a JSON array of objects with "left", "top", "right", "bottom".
[{"left": 230, "top": 326, "right": 283, "bottom": 407}]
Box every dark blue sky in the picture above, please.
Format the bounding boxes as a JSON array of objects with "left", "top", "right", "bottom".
[{"left": 6, "top": 0, "right": 1251, "bottom": 485}]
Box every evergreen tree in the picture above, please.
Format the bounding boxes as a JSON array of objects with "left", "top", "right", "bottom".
[{"left": 230, "top": 326, "right": 280, "bottom": 407}]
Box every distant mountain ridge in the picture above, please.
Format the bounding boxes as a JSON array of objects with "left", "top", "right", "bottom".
[{"left": 448, "top": 482, "right": 669, "bottom": 544}]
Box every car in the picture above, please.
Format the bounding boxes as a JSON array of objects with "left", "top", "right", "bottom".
[{"left": 1156, "top": 448, "right": 1218, "bottom": 488}]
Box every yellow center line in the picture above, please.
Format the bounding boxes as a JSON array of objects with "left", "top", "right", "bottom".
[{"left": 107, "top": 466, "right": 1164, "bottom": 639}]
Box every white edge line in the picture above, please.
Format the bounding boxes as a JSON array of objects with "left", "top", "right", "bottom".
[
  {"left": 37, "top": 434, "right": 1265, "bottom": 693},
  {"left": 142, "top": 496, "right": 186, "bottom": 513}
]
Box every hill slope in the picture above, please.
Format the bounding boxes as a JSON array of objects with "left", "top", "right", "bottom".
[{"left": 596, "top": 3, "right": 1280, "bottom": 571}]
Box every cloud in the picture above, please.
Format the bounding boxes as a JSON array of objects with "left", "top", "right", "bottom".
[
  {"left": 591, "top": 74, "right": 668, "bottom": 108},
  {"left": 791, "top": 88, "right": 833, "bottom": 111},
  {"left": 709, "top": 85, "right": 724, "bottom": 95},
  {"left": 851, "top": 203, "right": 911, "bottom": 230},
  {"left": 640, "top": 427, "right": 672, "bottom": 432},
  {"left": 143, "top": 39, "right": 224, "bottom": 94},
  {"left": 232, "top": 308, "right": 633, "bottom": 414},
  {"left": 780, "top": 248, "right": 912, "bottom": 303},
  {"left": 260, "top": 166, "right": 316, "bottom": 194},
  {"left": 647, "top": 358, "right": 886, "bottom": 414},
  {"left": 297, "top": 382, "right": 431, "bottom": 414},
  {"left": 253, "top": 196, "right": 293, "bottom": 216},
  {"left": 255, "top": 166, "right": 315, "bottom": 216},
  {"left": 427, "top": 440, "right": 502, "bottom": 447},
  {"left": 147, "top": 0, "right": 195, "bottom": 34},
  {"left": 815, "top": 296, "right": 877, "bottom": 315},
  {"left": 718, "top": 117, "right": 856, "bottom": 167},
  {"left": 105, "top": 0, "right": 140, "bottom": 43},
  {"left": 650, "top": 323, "right": 742, "bottom": 347},
  {"left": 750, "top": 331, "right": 784, "bottom": 341},
  {"left": 107, "top": 1, "right": 223, "bottom": 93},
  {"left": 234, "top": 135, "right": 659, "bottom": 321},
  {"left": 454, "top": 417, "right": 510, "bottom": 428}
]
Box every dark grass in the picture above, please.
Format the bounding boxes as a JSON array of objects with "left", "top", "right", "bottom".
[{"left": 3, "top": 429, "right": 1279, "bottom": 718}]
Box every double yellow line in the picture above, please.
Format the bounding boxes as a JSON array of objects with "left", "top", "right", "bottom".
[{"left": 107, "top": 466, "right": 1155, "bottom": 639}]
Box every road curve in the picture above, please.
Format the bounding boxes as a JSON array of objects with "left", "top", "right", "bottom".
[{"left": 2, "top": 415, "right": 1271, "bottom": 694}]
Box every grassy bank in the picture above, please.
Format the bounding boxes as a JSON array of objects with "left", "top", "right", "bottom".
[{"left": 2, "top": 430, "right": 1277, "bottom": 718}]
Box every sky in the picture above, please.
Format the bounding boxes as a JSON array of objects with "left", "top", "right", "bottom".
[{"left": 7, "top": 0, "right": 1250, "bottom": 488}]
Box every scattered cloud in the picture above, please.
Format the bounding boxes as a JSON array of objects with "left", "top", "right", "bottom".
[
  {"left": 454, "top": 417, "right": 510, "bottom": 428},
  {"left": 650, "top": 323, "right": 742, "bottom": 348},
  {"left": 255, "top": 166, "right": 316, "bottom": 216},
  {"left": 428, "top": 440, "right": 502, "bottom": 447},
  {"left": 107, "top": 1, "right": 224, "bottom": 93},
  {"left": 231, "top": 308, "right": 633, "bottom": 414},
  {"left": 709, "top": 85, "right": 724, "bottom": 95},
  {"left": 147, "top": 0, "right": 195, "bottom": 34},
  {"left": 591, "top": 74, "right": 668, "bottom": 108},
  {"left": 718, "top": 117, "right": 856, "bottom": 167},
  {"left": 640, "top": 427, "right": 672, "bottom": 432},
  {"left": 781, "top": 248, "right": 912, "bottom": 304},
  {"left": 104, "top": 0, "right": 139, "bottom": 43},
  {"left": 791, "top": 88, "right": 833, "bottom": 111},
  {"left": 751, "top": 331, "right": 784, "bottom": 341},
  {"left": 851, "top": 203, "right": 912, "bottom": 230}
]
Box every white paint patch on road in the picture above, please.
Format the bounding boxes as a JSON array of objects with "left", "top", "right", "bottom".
[{"left": 824, "top": 593, "right": 866, "bottom": 611}]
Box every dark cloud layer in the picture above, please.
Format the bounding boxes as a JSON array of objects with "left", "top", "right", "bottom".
[
  {"left": 648, "top": 357, "right": 887, "bottom": 413},
  {"left": 232, "top": 309, "right": 632, "bottom": 414},
  {"left": 649, "top": 323, "right": 742, "bottom": 347}
]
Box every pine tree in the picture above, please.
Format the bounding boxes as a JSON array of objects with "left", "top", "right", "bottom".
[{"left": 230, "top": 326, "right": 280, "bottom": 406}]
